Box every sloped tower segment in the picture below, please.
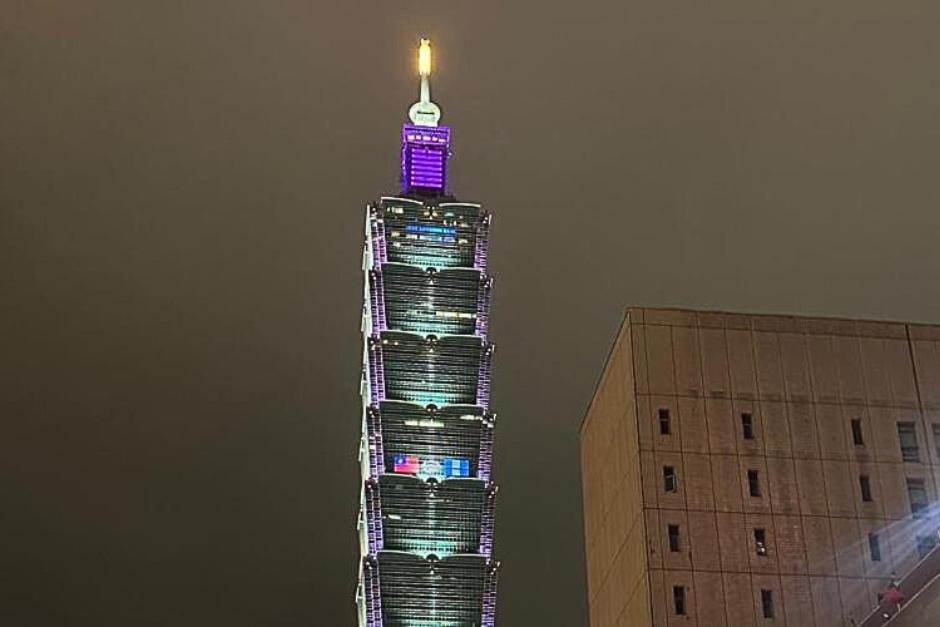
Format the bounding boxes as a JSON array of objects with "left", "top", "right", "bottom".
[{"left": 356, "top": 40, "right": 499, "bottom": 627}]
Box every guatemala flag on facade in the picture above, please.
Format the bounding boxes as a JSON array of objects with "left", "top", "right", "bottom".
[{"left": 443, "top": 457, "right": 470, "bottom": 477}]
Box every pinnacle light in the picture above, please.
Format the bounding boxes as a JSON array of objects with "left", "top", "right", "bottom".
[{"left": 418, "top": 39, "right": 432, "bottom": 77}]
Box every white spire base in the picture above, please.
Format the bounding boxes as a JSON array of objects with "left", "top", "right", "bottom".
[{"left": 409, "top": 76, "right": 441, "bottom": 126}]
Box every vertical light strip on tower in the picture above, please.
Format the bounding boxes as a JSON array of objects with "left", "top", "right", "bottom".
[{"left": 356, "top": 39, "right": 499, "bottom": 627}]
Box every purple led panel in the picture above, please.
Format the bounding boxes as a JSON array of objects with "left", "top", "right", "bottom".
[
  {"left": 401, "top": 124, "right": 450, "bottom": 194},
  {"left": 481, "top": 568, "right": 498, "bottom": 627}
]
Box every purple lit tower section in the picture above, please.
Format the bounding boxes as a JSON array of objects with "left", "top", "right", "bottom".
[
  {"left": 355, "top": 40, "right": 499, "bottom": 627},
  {"left": 401, "top": 125, "right": 451, "bottom": 194}
]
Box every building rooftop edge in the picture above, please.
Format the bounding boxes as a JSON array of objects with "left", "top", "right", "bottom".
[
  {"left": 578, "top": 309, "right": 634, "bottom": 435},
  {"left": 625, "top": 305, "right": 940, "bottom": 338},
  {"left": 580, "top": 305, "right": 940, "bottom": 434}
]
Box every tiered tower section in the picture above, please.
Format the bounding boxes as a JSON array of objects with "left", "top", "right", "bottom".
[{"left": 356, "top": 40, "right": 499, "bottom": 627}]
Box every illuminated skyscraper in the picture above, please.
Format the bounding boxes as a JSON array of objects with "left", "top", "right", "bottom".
[{"left": 356, "top": 40, "right": 499, "bottom": 627}]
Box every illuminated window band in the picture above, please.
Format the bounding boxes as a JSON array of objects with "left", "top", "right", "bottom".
[
  {"left": 365, "top": 475, "right": 495, "bottom": 558},
  {"left": 369, "top": 200, "right": 490, "bottom": 272},
  {"left": 357, "top": 39, "right": 498, "bottom": 627},
  {"left": 391, "top": 454, "right": 471, "bottom": 478},
  {"left": 365, "top": 402, "right": 496, "bottom": 483},
  {"left": 367, "top": 333, "right": 493, "bottom": 408},
  {"left": 363, "top": 553, "right": 497, "bottom": 627},
  {"left": 369, "top": 266, "right": 491, "bottom": 337}
]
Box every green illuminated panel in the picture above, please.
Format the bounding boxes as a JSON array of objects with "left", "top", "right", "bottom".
[
  {"left": 378, "top": 475, "right": 488, "bottom": 557},
  {"left": 377, "top": 552, "right": 489, "bottom": 626},
  {"left": 378, "top": 402, "right": 489, "bottom": 479},
  {"left": 377, "top": 201, "right": 486, "bottom": 270},
  {"left": 379, "top": 332, "right": 487, "bottom": 406},
  {"left": 378, "top": 265, "right": 486, "bottom": 337}
]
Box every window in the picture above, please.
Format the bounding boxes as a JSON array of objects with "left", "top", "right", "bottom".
[
  {"left": 668, "top": 525, "right": 681, "bottom": 552},
  {"left": 742, "top": 412, "right": 754, "bottom": 440},
  {"left": 907, "top": 478, "right": 928, "bottom": 518},
  {"left": 748, "top": 469, "right": 762, "bottom": 498},
  {"left": 933, "top": 423, "right": 940, "bottom": 461},
  {"left": 869, "top": 533, "right": 882, "bottom": 562},
  {"left": 673, "top": 586, "right": 686, "bottom": 615},
  {"left": 851, "top": 418, "right": 865, "bottom": 446},
  {"left": 659, "top": 408, "right": 671, "bottom": 435},
  {"left": 898, "top": 422, "right": 920, "bottom": 462},
  {"left": 859, "top": 475, "right": 873, "bottom": 502},
  {"left": 917, "top": 534, "right": 937, "bottom": 559},
  {"left": 754, "top": 528, "right": 768, "bottom": 556},
  {"left": 664, "top": 466, "right": 677, "bottom": 493},
  {"left": 761, "top": 589, "right": 775, "bottom": 619}
]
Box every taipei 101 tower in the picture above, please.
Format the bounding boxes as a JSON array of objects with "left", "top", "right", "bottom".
[{"left": 355, "top": 40, "right": 499, "bottom": 626}]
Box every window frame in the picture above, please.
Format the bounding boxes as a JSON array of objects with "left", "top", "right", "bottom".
[
  {"left": 663, "top": 466, "right": 677, "bottom": 493},
  {"left": 659, "top": 408, "right": 671, "bottom": 436},
  {"left": 741, "top": 412, "right": 754, "bottom": 440},
  {"left": 868, "top": 533, "right": 882, "bottom": 562},
  {"left": 907, "top": 477, "right": 928, "bottom": 518},
  {"left": 747, "top": 469, "right": 761, "bottom": 498},
  {"left": 916, "top": 534, "right": 937, "bottom": 560},
  {"left": 673, "top": 586, "right": 686, "bottom": 616},
  {"left": 761, "top": 589, "right": 774, "bottom": 619},
  {"left": 859, "top": 474, "right": 873, "bottom": 503},
  {"left": 754, "top": 527, "right": 768, "bottom": 556},
  {"left": 668, "top": 524, "right": 681, "bottom": 553},
  {"left": 851, "top": 418, "right": 865, "bottom": 446},
  {"left": 932, "top": 422, "right": 940, "bottom": 462},
  {"left": 898, "top": 421, "right": 920, "bottom": 462}
]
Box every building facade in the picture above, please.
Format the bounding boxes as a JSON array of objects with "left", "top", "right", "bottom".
[
  {"left": 581, "top": 307, "right": 940, "bottom": 626},
  {"left": 355, "top": 41, "right": 499, "bottom": 627}
]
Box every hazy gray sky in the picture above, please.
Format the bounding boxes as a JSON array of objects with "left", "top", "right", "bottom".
[{"left": 3, "top": 1, "right": 940, "bottom": 625}]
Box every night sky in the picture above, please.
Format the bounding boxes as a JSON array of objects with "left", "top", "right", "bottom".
[{"left": 3, "top": 1, "right": 940, "bottom": 625}]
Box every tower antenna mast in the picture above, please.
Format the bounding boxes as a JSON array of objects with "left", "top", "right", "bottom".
[{"left": 408, "top": 39, "right": 441, "bottom": 127}]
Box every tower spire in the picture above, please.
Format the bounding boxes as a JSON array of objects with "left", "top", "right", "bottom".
[
  {"left": 408, "top": 39, "right": 441, "bottom": 127},
  {"left": 400, "top": 38, "right": 450, "bottom": 195}
]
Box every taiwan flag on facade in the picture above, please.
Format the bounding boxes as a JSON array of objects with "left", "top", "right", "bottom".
[{"left": 392, "top": 454, "right": 420, "bottom": 474}]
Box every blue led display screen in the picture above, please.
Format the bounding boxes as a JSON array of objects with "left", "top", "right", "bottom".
[{"left": 443, "top": 457, "right": 471, "bottom": 478}]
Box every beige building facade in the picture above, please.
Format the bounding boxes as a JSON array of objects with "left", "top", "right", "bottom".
[{"left": 580, "top": 307, "right": 940, "bottom": 626}]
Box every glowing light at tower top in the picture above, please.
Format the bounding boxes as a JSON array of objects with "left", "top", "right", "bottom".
[
  {"left": 418, "top": 38, "right": 431, "bottom": 77},
  {"left": 409, "top": 39, "right": 440, "bottom": 127}
]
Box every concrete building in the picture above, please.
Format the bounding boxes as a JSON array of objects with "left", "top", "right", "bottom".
[{"left": 580, "top": 307, "right": 940, "bottom": 626}]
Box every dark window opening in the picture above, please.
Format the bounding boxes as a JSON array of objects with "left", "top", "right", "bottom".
[
  {"left": 663, "top": 466, "right": 677, "bottom": 493},
  {"left": 742, "top": 412, "right": 754, "bottom": 440},
  {"left": 907, "top": 478, "right": 928, "bottom": 518},
  {"left": 673, "top": 586, "right": 686, "bottom": 615},
  {"left": 748, "top": 469, "right": 761, "bottom": 497},
  {"left": 933, "top": 423, "right": 940, "bottom": 462},
  {"left": 851, "top": 418, "right": 865, "bottom": 446},
  {"left": 668, "top": 524, "right": 680, "bottom": 553},
  {"left": 860, "top": 475, "right": 873, "bottom": 502},
  {"left": 754, "top": 528, "right": 767, "bottom": 556},
  {"left": 917, "top": 534, "right": 937, "bottom": 559},
  {"left": 869, "top": 533, "right": 882, "bottom": 562},
  {"left": 898, "top": 421, "right": 920, "bottom": 462},
  {"left": 659, "top": 408, "right": 671, "bottom": 435},
  {"left": 761, "top": 589, "right": 774, "bottom": 619}
]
